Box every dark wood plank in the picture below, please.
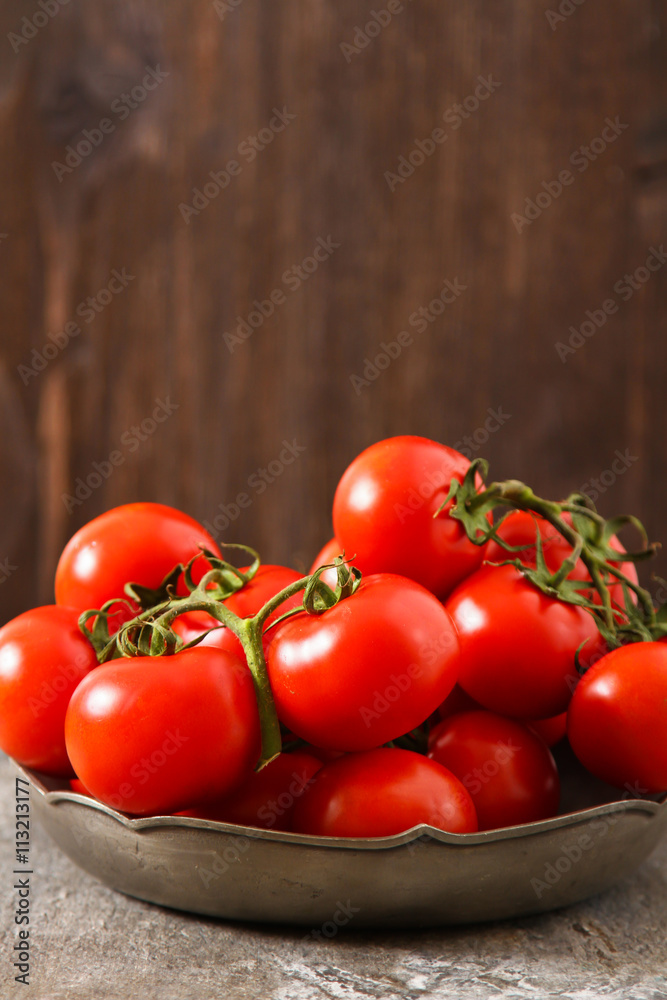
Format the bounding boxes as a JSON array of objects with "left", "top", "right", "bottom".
[{"left": 1, "top": 0, "right": 666, "bottom": 622}]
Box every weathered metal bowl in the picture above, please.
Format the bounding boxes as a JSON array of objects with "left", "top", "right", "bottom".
[{"left": 16, "top": 745, "right": 667, "bottom": 928}]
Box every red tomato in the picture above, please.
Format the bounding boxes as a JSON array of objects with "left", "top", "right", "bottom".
[
  {"left": 332, "top": 436, "right": 488, "bottom": 599},
  {"left": 180, "top": 751, "right": 322, "bottom": 830},
  {"left": 527, "top": 713, "right": 567, "bottom": 747},
  {"left": 485, "top": 510, "right": 638, "bottom": 608},
  {"left": 69, "top": 778, "right": 91, "bottom": 796},
  {"left": 437, "top": 686, "right": 567, "bottom": 747},
  {"left": 446, "top": 564, "right": 606, "bottom": 719},
  {"left": 292, "top": 748, "right": 477, "bottom": 837},
  {"left": 65, "top": 647, "right": 260, "bottom": 815},
  {"left": 55, "top": 503, "right": 222, "bottom": 628},
  {"left": 0, "top": 606, "right": 98, "bottom": 775},
  {"left": 309, "top": 538, "right": 345, "bottom": 590},
  {"left": 266, "top": 574, "right": 460, "bottom": 750},
  {"left": 428, "top": 711, "right": 560, "bottom": 830},
  {"left": 172, "top": 564, "right": 303, "bottom": 656},
  {"left": 567, "top": 642, "right": 667, "bottom": 792},
  {"left": 436, "top": 684, "right": 480, "bottom": 719}
]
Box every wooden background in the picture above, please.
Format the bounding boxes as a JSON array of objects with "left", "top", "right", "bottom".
[{"left": 0, "top": 0, "right": 666, "bottom": 624}]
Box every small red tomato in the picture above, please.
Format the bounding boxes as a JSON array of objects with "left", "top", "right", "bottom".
[
  {"left": 292, "top": 748, "right": 477, "bottom": 837},
  {"left": 527, "top": 713, "right": 567, "bottom": 748},
  {"left": 267, "top": 574, "right": 460, "bottom": 750},
  {"left": 436, "top": 687, "right": 568, "bottom": 748},
  {"left": 485, "top": 510, "right": 638, "bottom": 608},
  {"left": 567, "top": 642, "right": 667, "bottom": 792},
  {"left": 446, "top": 564, "right": 606, "bottom": 719},
  {"left": 428, "top": 711, "right": 560, "bottom": 830},
  {"left": 55, "top": 503, "right": 222, "bottom": 629},
  {"left": 333, "top": 436, "right": 488, "bottom": 600},
  {"left": 309, "top": 538, "right": 345, "bottom": 590},
  {"left": 0, "top": 606, "right": 98, "bottom": 775},
  {"left": 69, "top": 778, "right": 92, "bottom": 796},
  {"left": 180, "top": 751, "right": 322, "bottom": 830},
  {"left": 65, "top": 647, "right": 260, "bottom": 815}
]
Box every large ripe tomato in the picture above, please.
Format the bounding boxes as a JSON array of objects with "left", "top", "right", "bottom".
[
  {"left": 445, "top": 564, "right": 606, "bottom": 719},
  {"left": 332, "top": 436, "right": 488, "bottom": 600},
  {"left": 55, "top": 503, "right": 222, "bottom": 627},
  {"left": 266, "top": 573, "right": 460, "bottom": 750},
  {"left": 567, "top": 642, "right": 667, "bottom": 792},
  {"left": 485, "top": 510, "right": 638, "bottom": 608},
  {"left": 292, "top": 748, "right": 478, "bottom": 837},
  {"left": 65, "top": 646, "right": 260, "bottom": 815},
  {"left": 172, "top": 564, "right": 303, "bottom": 655},
  {"left": 428, "top": 710, "right": 560, "bottom": 830},
  {"left": 180, "top": 750, "right": 322, "bottom": 830},
  {"left": 0, "top": 606, "right": 98, "bottom": 775}
]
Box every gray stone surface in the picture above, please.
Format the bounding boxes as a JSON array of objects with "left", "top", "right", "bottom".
[{"left": 1, "top": 755, "right": 666, "bottom": 1000}]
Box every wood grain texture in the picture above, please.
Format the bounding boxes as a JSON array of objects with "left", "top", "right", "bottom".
[{"left": 1, "top": 0, "right": 666, "bottom": 622}]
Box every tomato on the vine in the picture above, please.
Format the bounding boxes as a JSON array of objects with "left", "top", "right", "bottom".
[
  {"left": 172, "top": 563, "right": 303, "bottom": 656},
  {"left": 266, "top": 573, "right": 460, "bottom": 750},
  {"left": 65, "top": 646, "right": 260, "bottom": 815},
  {"left": 332, "top": 436, "right": 488, "bottom": 599},
  {"left": 485, "top": 510, "right": 638, "bottom": 608},
  {"left": 567, "top": 642, "right": 667, "bottom": 792},
  {"left": 428, "top": 710, "right": 560, "bottom": 830},
  {"left": 445, "top": 564, "right": 606, "bottom": 719},
  {"left": 292, "top": 748, "right": 478, "bottom": 837},
  {"left": 0, "top": 605, "right": 98, "bottom": 775},
  {"left": 55, "top": 503, "right": 221, "bottom": 628}
]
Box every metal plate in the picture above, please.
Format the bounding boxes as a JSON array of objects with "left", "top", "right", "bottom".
[{"left": 15, "top": 746, "right": 667, "bottom": 928}]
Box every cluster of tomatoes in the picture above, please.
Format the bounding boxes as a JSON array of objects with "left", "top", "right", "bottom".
[{"left": 1, "top": 435, "right": 666, "bottom": 839}]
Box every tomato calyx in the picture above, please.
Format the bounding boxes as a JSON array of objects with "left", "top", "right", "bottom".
[
  {"left": 78, "top": 551, "right": 362, "bottom": 770},
  {"left": 440, "top": 458, "right": 663, "bottom": 653}
]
